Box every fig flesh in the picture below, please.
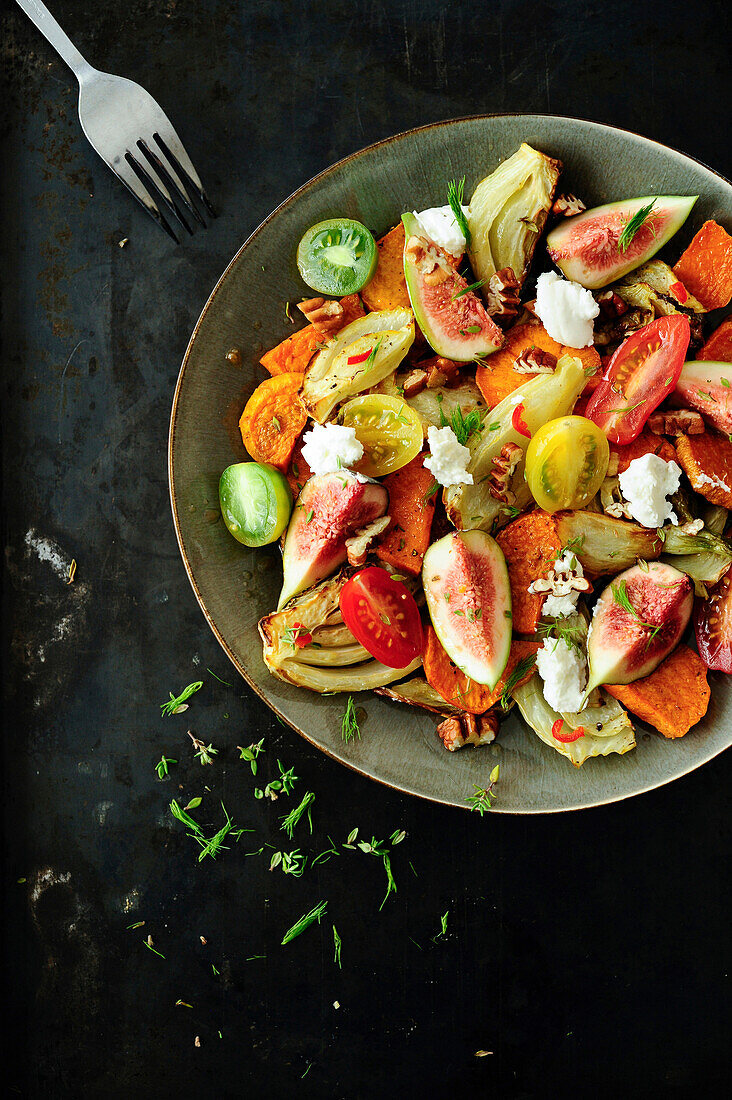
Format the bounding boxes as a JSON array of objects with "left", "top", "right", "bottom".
[
  {"left": 422, "top": 529, "right": 512, "bottom": 689},
  {"left": 547, "top": 196, "right": 697, "bottom": 289},
  {"left": 586, "top": 561, "right": 693, "bottom": 694},
  {"left": 278, "top": 473, "right": 388, "bottom": 609},
  {"left": 674, "top": 361, "right": 732, "bottom": 435}
]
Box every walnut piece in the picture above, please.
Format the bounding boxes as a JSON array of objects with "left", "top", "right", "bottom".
[
  {"left": 402, "top": 368, "right": 428, "bottom": 398},
  {"left": 648, "top": 409, "right": 706, "bottom": 436},
  {"left": 487, "top": 442, "right": 523, "bottom": 504},
  {"left": 437, "top": 711, "right": 499, "bottom": 752},
  {"left": 513, "top": 348, "right": 557, "bottom": 375},
  {"left": 552, "top": 193, "right": 586, "bottom": 217},
  {"left": 297, "top": 296, "right": 345, "bottom": 336},
  {"left": 345, "top": 515, "right": 391, "bottom": 568},
  {"left": 404, "top": 234, "right": 453, "bottom": 286},
  {"left": 483, "top": 267, "right": 520, "bottom": 320}
]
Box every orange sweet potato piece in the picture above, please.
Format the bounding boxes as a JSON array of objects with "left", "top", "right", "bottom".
[
  {"left": 610, "top": 430, "right": 677, "bottom": 473},
  {"left": 496, "top": 512, "right": 562, "bottom": 633},
  {"left": 673, "top": 220, "right": 732, "bottom": 310},
  {"left": 361, "top": 224, "right": 410, "bottom": 312},
  {"left": 260, "top": 295, "right": 365, "bottom": 375},
  {"left": 697, "top": 315, "right": 732, "bottom": 362},
  {"left": 479, "top": 639, "right": 541, "bottom": 709},
  {"left": 375, "top": 455, "right": 437, "bottom": 575},
  {"left": 285, "top": 437, "right": 313, "bottom": 497},
  {"left": 239, "top": 373, "right": 307, "bottom": 472},
  {"left": 605, "top": 643, "right": 710, "bottom": 738},
  {"left": 474, "top": 323, "right": 598, "bottom": 409},
  {"left": 675, "top": 432, "right": 732, "bottom": 509},
  {"left": 423, "top": 627, "right": 494, "bottom": 713}
]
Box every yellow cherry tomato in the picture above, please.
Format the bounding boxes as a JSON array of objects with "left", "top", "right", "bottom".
[
  {"left": 526, "top": 415, "right": 610, "bottom": 512},
  {"left": 339, "top": 394, "right": 424, "bottom": 477}
]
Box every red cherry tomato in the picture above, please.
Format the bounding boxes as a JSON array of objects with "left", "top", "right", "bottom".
[
  {"left": 694, "top": 569, "right": 732, "bottom": 672},
  {"left": 339, "top": 566, "right": 424, "bottom": 668},
  {"left": 585, "top": 315, "right": 690, "bottom": 444}
]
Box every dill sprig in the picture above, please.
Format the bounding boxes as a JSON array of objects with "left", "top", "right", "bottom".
[
  {"left": 155, "top": 755, "right": 177, "bottom": 779},
  {"left": 143, "top": 937, "right": 165, "bottom": 959},
  {"left": 536, "top": 618, "right": 585, "bottom": 653},
  {"left": 433, "top": 911, "right": 449, "bottom": 942},
  {"left": 618, "top": 199, "right": 657, "bottom": 253},
  {"left": 446, "top": 176, "right": 471, "bottom": 247},
  {"left": 160, "top": 681, "right": 203, "bottom": 717},
  {"left": 206, "top": 667, "right": 233, "bottom": 687},
  {"left": 439, "top": 403, "right": 483, "bottom": 445},
  {"left": 332, "top": 924, "right": 342, "bottom": 968},
  {"left": 280, "top": 791, "right": 315, "bottom": 840},
  {"left": 611, "top": 578, "right": 662, "bottom": 645},
  {"left": 193, "top": 803, "right": 249, "bottom": 862},
  {"left": 170, "top": 799, "right": 204, "bottom": 834},
  {"left": 354, "top": 834, "right": 399, "bottom": 909},
  {"left": 281, "top": 900, "right": 328, "bottom": 946},
  {"left": 341, "top": 696, "right": 361, "bottom": 743},
  {"left": 499, "top": 654, "right": 537, "bottom": 710},
  {"left": 466, "top": 764, "right": 500, "bottom": 814}
]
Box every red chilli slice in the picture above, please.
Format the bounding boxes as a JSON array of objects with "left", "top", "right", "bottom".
[
  {"left": 347, "top": 348, "right": 373, "bottom": 365},
  {"left": 552, "top": 719, "right": 586, "bottom": 743},
  {"left": 669, "top": 281, "right": 688, "bottom": 304},
  {"left": 512, "top": 403, "right": 531, "bottom": 438}
]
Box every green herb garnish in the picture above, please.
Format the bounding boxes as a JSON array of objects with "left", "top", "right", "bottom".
[
  {"left": 499, "top": 654, "right": 537, "bottom": 709},
  {"left": 237, "top": 738, "right": 265, "bottom": 775},
  {"left": 155, "top": 755, "right": 177, "bottom": 779},
  {"left": 466, "top": 764, "right": 500, "bottom": 814},
  {"left": 341, "top": 696, "right": 361, "bottom": 743},
  {"left": 618, "top": 198, "right": 657, "bottom": 253},
  {"left": 446, "top": 176, "right": 470, "bottom": 247},
  {"left": 332, "top": 924, "right": 342, "bottom": 968},
  {"left": 269, "top": 849, "right": 307, "bottom": 877},
  {"left": 281, "top": 900, "right": 328, "bottom": 945},
  {"left": 170, "top": 798, "right": 204, "bottom": 835},
  {"left": 444, "top": 404, "right": 483, "bottom": 445},
  {"left": 193, "top": 803, "right": 248, "bottom": 862},
  {"left": 452, "top": 278, "right": 485, "bottom": 300},
  {"left": 280, "top": 791, "right": 315, "bottom": 840},
  {"left": 160, "top": 681, "right": 203, "bottom": 717},
  {"left": 188, "top": 731, "right": 217, "bottom": 766},
  {"left": 611, "top": 578, "right": 662, "bottom": 646}
]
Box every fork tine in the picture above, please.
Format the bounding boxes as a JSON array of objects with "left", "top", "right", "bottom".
[
  {"left": 111, "top": 154, "right": 179, "bottom": 243},
  {"left": 154, "top": 131, "right": 216, "bottom": 218},
  {"left": 137, "top": 139, "right": 204, "bottom": 229},
  {"left": 124, "top": 151, "right": 192, "bottom": 238}
]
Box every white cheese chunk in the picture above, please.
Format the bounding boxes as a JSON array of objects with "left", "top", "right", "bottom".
[
  {"left": 534, "top": 270, "right": 600, "bottom": 348},
  {"left": 300, "top": 422, "right": 364, "bottom": 476},
  {"left": 424, "top": 425, "right": 473, "bottom": 487},
  {"left": 542, "top": 592, "right": 579, "bottom": 618},
  {"left": 618, "top": 453, "right": 682, "bottom": 528},
  {"left": 413, "top": 204, "right": 469, "bottom": 257},
  {"left": 536, "top": 637, "right": 587, "bottom": 713}
]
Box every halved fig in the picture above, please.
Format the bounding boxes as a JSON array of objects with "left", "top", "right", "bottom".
[
  {"left": 673, "top": 360, "right": 732, "bottom": 434},
  {"left": 547, "top": 196, "right": 697, "bottom": 289},
  {"left": 585, "top": 561, "right": 693, "bottom": 694},
  {"left": 694, "top": 568, "right": 732, "bottom": 672},
  {"left": 278, "top": 473, "right": 388, "bottom": 608},
  {"left": 401, "top": 212, "right": 503, "bottom": 362},
  {"left": 422, "top": 530, "right": 512, "bottom": 689}
]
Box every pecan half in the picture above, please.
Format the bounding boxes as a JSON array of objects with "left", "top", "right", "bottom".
[
  {"left": 596, "top": 290, "right": 629, "bottom": 319},
  {"left": 487, "top": 441, "right": 523, "bottom": 504},
  {"left": 404, "top": 234, "right": 453, "bottom": 286},
  {"left": 401, "top": 368, "right": 428, "bottom": 398},
  {"left": 345, "top": 515, "right": 392, "bottom": 568},
  {"left": 513, "top": 348, "right": 557, "bottom": 375},
  {"left": 297, "top": 296, "right": 344, "bottom": 335},
  {"left": 437, "top": 711, "right": 499, "bottom": 752},
  {"left": 648, "top": 409, "right": 706, "bottom": 436},
  {"left": 422, "top": 356, "right": 461, "bottom": 388},
  {"left": 483, "top": 267, "right": 520, "bottom": 320},
  {"left": 528, "top": 553, "right": 591, "bottom": 597},
  {"left": 552, "top": 193, "right": 586, "bottom": 217}
]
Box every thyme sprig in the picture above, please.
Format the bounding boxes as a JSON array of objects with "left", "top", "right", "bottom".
[
  {"left": 269, "top": 849, "right": 307, "bottom": 877},
  {"left": 281, "top": 900, "right": 328, "bottom": 945},
  {"left": 446, "top": 176, "right": 471, "bottom": 247},
  {"left": 160, "top": 681, "right": 203, "bottom": 717},
  {"left": 188, "top": 731, "right": 217, "bottom": 766},
  {"left": 155, "top": 755, "right": 177, "bottom": 779},
  {"left": 237, "top": 738, "right": 265, "bottom": 775},
  {"left": 466, "top": 764, "right": 500, "bottom": 814},
  {"left": 618, "top": 199, "right": 657, "bottom": 253}
]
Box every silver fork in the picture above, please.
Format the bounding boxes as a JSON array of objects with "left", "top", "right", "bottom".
[{"left": 16, "top": 0, "right": 214, "bottom": 242}]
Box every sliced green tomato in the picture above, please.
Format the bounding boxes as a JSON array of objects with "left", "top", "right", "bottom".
[
  {"left": 297, "top": 218, "right": 377, "bottom": 295},
  {"left": 339, "top": 394, "right": 423, "bottom": 477},
  {"left": 219, "top": 462, "right": 292, "bottom": 547},
  {"left": 525, "top": 415, "right": 609, "bottom": 512}
]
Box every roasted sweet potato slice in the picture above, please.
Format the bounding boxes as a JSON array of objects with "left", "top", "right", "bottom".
[
  {"left": 673, "top": 221, "right": 732, "bottom": 311},
  {"left": 375, "top": 455, "right": 437, "bottom": 575},
  {"left": 610, "top": 430, "right": 677, "bottom": 473},
  {"left": 675, "top": 431, "right": 732, "bottom": 509},
  {"left": 239, "top": 373, "right": 307, "bottom": 472},
  {"left": 697, "top": 315, "right": 732, "bottom": 363},
  {"left": 260, "top": 295, "right": 365, "bottom": 375},
  {"left": 495, "top": 511, "right": 562, "bottom": 633},
  {"left": 422, "top": 626, "right": 494, "bottom": 713},
  {"left": 361, "top": 224, "right": 411, "bottom": 312},
  {"left": 605, "top": 643, "right": 710, "bottom": 738},
  {"left": 475, "top": 322, "right": 599, "bottom": 409},
  {"left": 285, "top": 437, "right": 313, "bottom": 497}
]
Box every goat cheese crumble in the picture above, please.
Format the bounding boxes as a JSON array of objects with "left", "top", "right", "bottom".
[
  {"left": 536, "top": 637, "right": 588, "bottom": 713},
  {"left": 534, "top": 270, "right": 600, "bottom": 348},
  {"left": 618, "top": 452, "right": 682, "bottom": 528},
  {"left": 300, "top": 422, "right": 364, "bottom": 476},
  {"left": 424, "top": 425, "right": 474, "bottom": 487},
  {"left": 413, "top": 204, "right": 469, "bottom": 257}
]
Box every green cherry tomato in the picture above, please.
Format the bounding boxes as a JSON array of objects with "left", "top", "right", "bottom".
[
  {"left": 296, "top": 218, "right": 377, "bottom": 295},
  {"left": 219, "top": 462, "right": 292, "bottom": 547}
]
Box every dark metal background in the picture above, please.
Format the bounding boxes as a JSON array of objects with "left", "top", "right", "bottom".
[{"left": 2, "top": 1, "right": 731, "bottom": 1095}]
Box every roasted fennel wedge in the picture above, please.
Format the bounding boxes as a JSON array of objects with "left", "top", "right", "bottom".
[
  {"left": 444, "top": 354, "right": 586, "bottom": 532},
  {"left": 259, "top": 569, "right": 421, "bottom": 692},
  {"left": 513, "top": 676, "right": 636, "bottom": 767}
]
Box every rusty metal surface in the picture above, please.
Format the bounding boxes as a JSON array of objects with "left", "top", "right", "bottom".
[{"left": 2, "top": 0, "right": 731, "bottom": 1095}]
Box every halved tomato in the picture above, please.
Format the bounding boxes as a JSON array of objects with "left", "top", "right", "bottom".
[
  {"left": 339, "top": 566, "right": 424, "bottom": 668},
  {"left": 585, "top": 315, "right": 691, "bottom": 444},
  {"left": 339, "top": 394, "right": 423, "bottom": 477},
  {"left": 525, "top": 415, "right": 609, "bottom": 512},
  {"left": 694, "top": 569, "right": 732, "bottom": 672}
]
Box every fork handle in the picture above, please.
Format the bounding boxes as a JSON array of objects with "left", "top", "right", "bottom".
[{"left": 15, "top": 0, "right": 95, "bottom": 82}]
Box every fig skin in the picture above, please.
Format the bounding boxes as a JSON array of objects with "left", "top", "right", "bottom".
[
  {"left": 585, "top": 561, "right": 693, "bottom": 695},
  {"left": 278, "top": 473, "right": 388, "bottom": 609}
]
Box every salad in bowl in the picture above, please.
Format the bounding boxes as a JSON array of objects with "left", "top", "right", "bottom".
[{"left": 217, "top": 140, "right": 732, "bottom": 771}]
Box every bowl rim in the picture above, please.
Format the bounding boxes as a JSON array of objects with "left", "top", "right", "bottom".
[{"left": 169, "top": 111, "right": 732, "bottom": 813}]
